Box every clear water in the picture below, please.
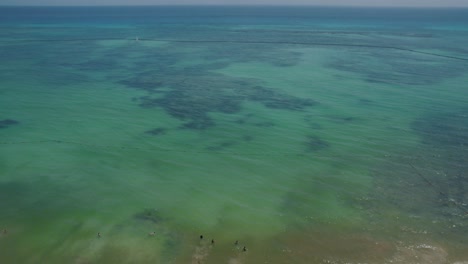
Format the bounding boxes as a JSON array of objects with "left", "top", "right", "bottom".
[{"left": 0, "top": 6, "right": 467, "bottom": 264}]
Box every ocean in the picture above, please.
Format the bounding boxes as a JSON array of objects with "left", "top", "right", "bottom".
[{"left": 0, "top": 6, "right": 467, "bottom": 264}]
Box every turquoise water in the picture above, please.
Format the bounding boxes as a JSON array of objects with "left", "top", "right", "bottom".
[{"left": 0, "top": 6, "right": 467, "bottom": 263}]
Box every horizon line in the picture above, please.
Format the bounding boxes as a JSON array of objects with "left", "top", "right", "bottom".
[{"left": 2, "top": 4, "right": 468, "bottom": 8}]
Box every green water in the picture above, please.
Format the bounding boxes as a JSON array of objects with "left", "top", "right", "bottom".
[{"left": 1, "top": 6, "right": 468, "bottom": 264}]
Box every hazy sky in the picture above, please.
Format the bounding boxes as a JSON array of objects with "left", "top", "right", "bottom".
[{"left": 1, "top": 0, "right": 468, "bottom": 7}]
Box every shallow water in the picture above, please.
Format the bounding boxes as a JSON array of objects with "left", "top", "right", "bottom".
[{"left": 0, "top": 6, "right": 467, "bottom": 264}]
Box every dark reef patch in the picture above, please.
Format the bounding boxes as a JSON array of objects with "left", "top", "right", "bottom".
[
  {"left": 120, "top": 78, "right": 164, "bottom": 93},
  {"left": 305, "top": 135, "right": 330, "bottom": 152},
  {"left": 124, "top": 70, "right": 316, "bottom": 130},
  {"left": 145, "top": 128, "right": 167, "bottom": 136},
  {"left": 242, "top": 135, "right": 254, "bottom": 141},
  {"left": 412, "top": 110, "right": 468, "bottom": 148},
  {"left": 134, "top": 208, "right": 164, "bottom": 224},
  {"left": 247, "top": 85, "right": 317, "bottom": 110},
  {"left": 0, "top": 119, "right": 19, "bottom": 129},
  {"left": 309, "top": 123, "right": 322, "bottom": 129},
  {"left": 254, "top": 121, "right": 275, "bottom": 127},
  {"left": 205, "top": 141, "right": 236, "bottom": 151},
  {"left": 179, "top": 119, "right": 215, "bottom": 130},
  {"left": 327, "top": 115, "right": 356, "bottom": 124},
  {"left": 358, "top": 98, "right": 373, "bottom": 105},
  {"left": 110, "top": 40, "right": 316, "bottom": 130},
  {"left": 304, "top": 115, "right": 323, "bottom": 129},
  {"left": 235, "top": 118, "right": 247, "bottom": 124}
]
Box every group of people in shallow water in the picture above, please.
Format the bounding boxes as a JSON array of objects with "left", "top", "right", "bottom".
[
  {"left": 193, "top": 234, "right": 248, "bottom": 264},
  {"left": 95, "top": 231, "right": 248, "bottom": 252},
  {"left": 199, "top": 235, "right": 248, "bottom": 252},
  {"left": 3, "top": 228, "right": 248, "bottom": 263}
]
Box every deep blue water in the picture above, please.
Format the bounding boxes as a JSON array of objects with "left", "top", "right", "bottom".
[{"left": 1, "top": 6, "right": 468, "bottom": 28}]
